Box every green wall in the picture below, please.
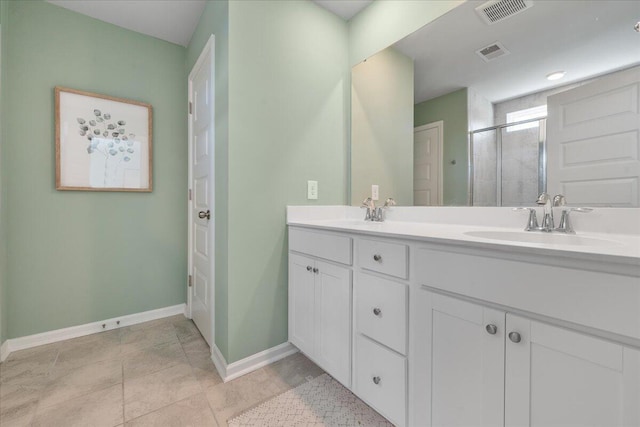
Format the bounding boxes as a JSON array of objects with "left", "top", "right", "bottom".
[
  {"left": 349, "top": 0, "right": 464, "bottom": 66},
  {"left": 351, "top": 47, "right": 414, "bottom": 205},
  {"left": 414, "top": 88, "right": 469, "bottom": 205},
  {"left": 4, "top": 1, "right": 187, "bottom": 339},
  {"left": 187, "top": 0, "right": 349, "bottom": 364},
  {"left": 0, "top": 0, "right": 7, "bottom": 346},
  {"left": 186, "top": 0, "right": 230, "bottom": 360},
  {"left": 226, "top": 0, "right": 348, "bottom": 363}
]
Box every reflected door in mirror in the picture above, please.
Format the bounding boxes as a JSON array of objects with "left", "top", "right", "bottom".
[{"left": 414, "top": 121, "right": 443, "bottom": 206}]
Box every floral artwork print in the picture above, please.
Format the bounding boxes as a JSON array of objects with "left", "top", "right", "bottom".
[
  {"left": 77, "top": 109, "right": 137, "bottom": 186},
  {"left": 55, "top": 86, "right": 152, "bottom": 192}
]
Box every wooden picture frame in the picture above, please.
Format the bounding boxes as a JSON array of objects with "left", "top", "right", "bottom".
[{"left": 55, "top": 86, "right": 153, "bottom": 191}]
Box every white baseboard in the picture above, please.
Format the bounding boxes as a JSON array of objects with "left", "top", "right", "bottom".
[
  {"left": 0, "top": 304, "right": 186, "bottom": 362},
  {"left": 211, "top": 343, "right": 229, "bottom": 379},
  {"left": 0, "top": 340, "right": 9, "bottom": 363},
  {"left": 211, "top": 341, "right": 298, "bottom": 383}
]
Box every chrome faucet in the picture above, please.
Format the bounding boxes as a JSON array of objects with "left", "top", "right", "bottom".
[
  {"left": 555, "top": 207, "right": 593, "bottom": 234},
  {"left": 515, "top": 193, "right": 593, "bottom": 233},
  {"left": 361, "top": 197, "right": 375, "bottom": 221},
  {"left": 536, "top": 192, "right": 554, "bottom": 232},
  {"left": 361, "top": 197, "right": 395, "bottom": 222}
]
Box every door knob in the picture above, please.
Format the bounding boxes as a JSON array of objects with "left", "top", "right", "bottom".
[
  {"left": 485, "top": 324, "right": 498, "bottom": 335},
  {"left": 198, "top": 210, "right": 210, "bottom": 220},
  {"left": 508, "top": 331, "right": 522, "bottom": 343}
]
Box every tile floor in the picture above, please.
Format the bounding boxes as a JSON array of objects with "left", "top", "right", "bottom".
[{"left": 0, "top": 315, "right": 325, "bottom": 427}]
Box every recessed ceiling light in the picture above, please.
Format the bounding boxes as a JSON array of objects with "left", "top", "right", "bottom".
[{"left": 546, "top": 71, "right": 566, "bottom": 81}]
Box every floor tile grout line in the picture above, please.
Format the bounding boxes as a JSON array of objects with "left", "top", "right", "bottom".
[
  {"left": 203, "top": 386, "right": 222, "bottom": 427},
  {"left": 36, "top": 377, "right": 124, "bottom": 412},
  {"left": 122, "top": 361, "right": 125, "bottom": 426},
  {"left": 27, "top": 347, "right": 61, "bottom": 424},
  {"left": 124, "top": 386, "right": 203, "bottom": 423},
  {"left": 121, "top": 360, "right": 203, "bottom": 422},
  {"left": 124, "top": 392, "right": 211, "bottom": 425}
]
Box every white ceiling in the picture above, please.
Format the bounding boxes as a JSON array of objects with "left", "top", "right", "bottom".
[
  {"left": 312, "top": 0, "right": 373, "bottom": 21},
  {"left": 393, "top": 0, "right": 640, "bottom": 103},
  {"left": 46, "top": 0, "right": 206, "bottom": 47},
  {"left": 48, "top": 0, "right": 372, "bottom": 45}
]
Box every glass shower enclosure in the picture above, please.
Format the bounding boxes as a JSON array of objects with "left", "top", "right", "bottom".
[{"left": 469, "top": 117, "right": 547, "bottom": 207}]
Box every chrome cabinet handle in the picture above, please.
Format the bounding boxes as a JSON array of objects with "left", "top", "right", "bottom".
[
  {"left": 306, "top": 266, "right": 312, "bottom": 272},
  {"left": 312, "top": 267, "right": 319, "bottom": 274},
  {"left": 198, "top": 210, "right": 211, "bottom": 220},
  {"left": 508, "top": 332, "right": 522, "bottom": 343},
  {"left": 372, "top": 376, "right": 381, "bottom": 385},
  {"left": 373, "top": 254, "right": 382, "bottom": 262},
  {"left": 485, "top": 324, "right": 497, "bottom": 335},
  {"left": 373, "top": 307, "right": 381, "bottom": 316}
]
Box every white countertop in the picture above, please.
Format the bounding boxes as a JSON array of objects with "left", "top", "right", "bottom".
[{"left": 286, "top": 206, "right": 640, "bottom": 272}]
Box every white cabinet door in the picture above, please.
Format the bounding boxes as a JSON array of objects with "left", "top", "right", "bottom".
[
  {"left": 315, "top": 260, "right": 352, "bottom": 387},
  {"left": 424, "top": 292, "right": 505, "bottom": 427},
  {"left": 288, "top": 253, "right": 315, "bottom": 356},
  {"left": 505, "top": 314, "right": 640, "bottom": 427}
]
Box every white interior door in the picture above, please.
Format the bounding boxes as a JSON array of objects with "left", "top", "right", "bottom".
[
  {"left": 189, "top": 36, "right": 215, "bottom": 346},
  {"left": 505, "top": 314, "right": 640, "bottom": 426},
  {"left": 547, "top": 66, "right": 640, "bottom": 206},
  {"left": 414, "top": 121, "right": 443, "bottom": 206}
]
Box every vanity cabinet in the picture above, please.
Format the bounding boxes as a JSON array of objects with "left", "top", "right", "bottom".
[
  {"left": 288, "top": 219, "right": 640, "bottom": 427},
  {"left": 419, "top": 290, "right": 640, "bottom": 427},
  {"left": 288, "top": 229, "right": 352, "bottom": 387}
]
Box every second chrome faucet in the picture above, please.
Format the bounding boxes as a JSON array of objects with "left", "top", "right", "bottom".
[
  {"left": 515, "top": 193, "right": 592, "bottom": 233},
  {"left": 361, "top": 197, "right": 396, "bottom": 222}
]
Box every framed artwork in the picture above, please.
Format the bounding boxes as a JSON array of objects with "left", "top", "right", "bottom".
[{"left": 55, "top": 86, "right": 153, "bottom": 191}]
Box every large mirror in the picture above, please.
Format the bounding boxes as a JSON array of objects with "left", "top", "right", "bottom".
[{"left": 350, "top": 0, "right": 640, "bottom": 207}]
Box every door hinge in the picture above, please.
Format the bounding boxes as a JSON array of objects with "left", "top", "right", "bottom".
[
  {"left": 188, "top": 189, "right": 192, "bottom": 201},
  {"left": 189, "top": 101, "right": 192, "bottom": 115},
  {"left": 188, "top": 275, "right": 193, "bottom": 287}
]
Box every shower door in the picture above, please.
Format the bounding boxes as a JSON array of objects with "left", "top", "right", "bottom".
[{"left": 470, "top": 118, "right": 546, "bottom": 206}]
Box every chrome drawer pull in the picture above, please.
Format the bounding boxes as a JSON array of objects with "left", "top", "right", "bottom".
[
  {"left": 485, "top": 324, "right": 497, "bottom": 335},
  {"left": 373, "top": 307, "right": 382, "bottom": 316},
  {"left": 372, "top": 376, "right": 381, "bottom": 385},
  {"left": 373, "top": 254, "right": 382, "bottom": 262},
  {"left": 306, "top": 266, "right": 312, "bottom": 272},
  {"left": 312, "top": 267, "right": 319, "bottom": 274},
  {"left": 508, "top": 331, "right": 522, "bottom": 343}
]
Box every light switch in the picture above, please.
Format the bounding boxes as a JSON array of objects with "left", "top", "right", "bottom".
[
  {"left": 307, "top": 180, "right": 318, "bottom": 200},
  {"left": 372, "top": 184, "right": 379, "bottom": 201}
]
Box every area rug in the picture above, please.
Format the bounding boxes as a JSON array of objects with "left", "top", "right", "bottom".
[{"left": 228, "top": 373, "right": 394, "bottom": 426}]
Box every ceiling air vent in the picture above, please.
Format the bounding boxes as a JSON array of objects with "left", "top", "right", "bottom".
[
  {"left": 476, "top": 41, "right": 510, "bottom": 62},
  {"left": 476, "top": 0, "right": 534, "bottom": 25}
]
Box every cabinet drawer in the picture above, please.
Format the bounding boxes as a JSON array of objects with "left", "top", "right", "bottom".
[
  {"left": 355, "top": 334, "right": 406, "bottom": 426},
  {"left": 289, "top": 227, "right": 352, "bottom": 265},
  {"left": 358, "top": 238, "right": 408, "bottom": 279},
  {"left": 356, "top": 273, "right": 407, "bottom": 355}
]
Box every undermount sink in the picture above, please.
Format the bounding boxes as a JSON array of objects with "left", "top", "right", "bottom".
[{"left": 464, "top": 230, "right": 623, "bottom": 247}]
